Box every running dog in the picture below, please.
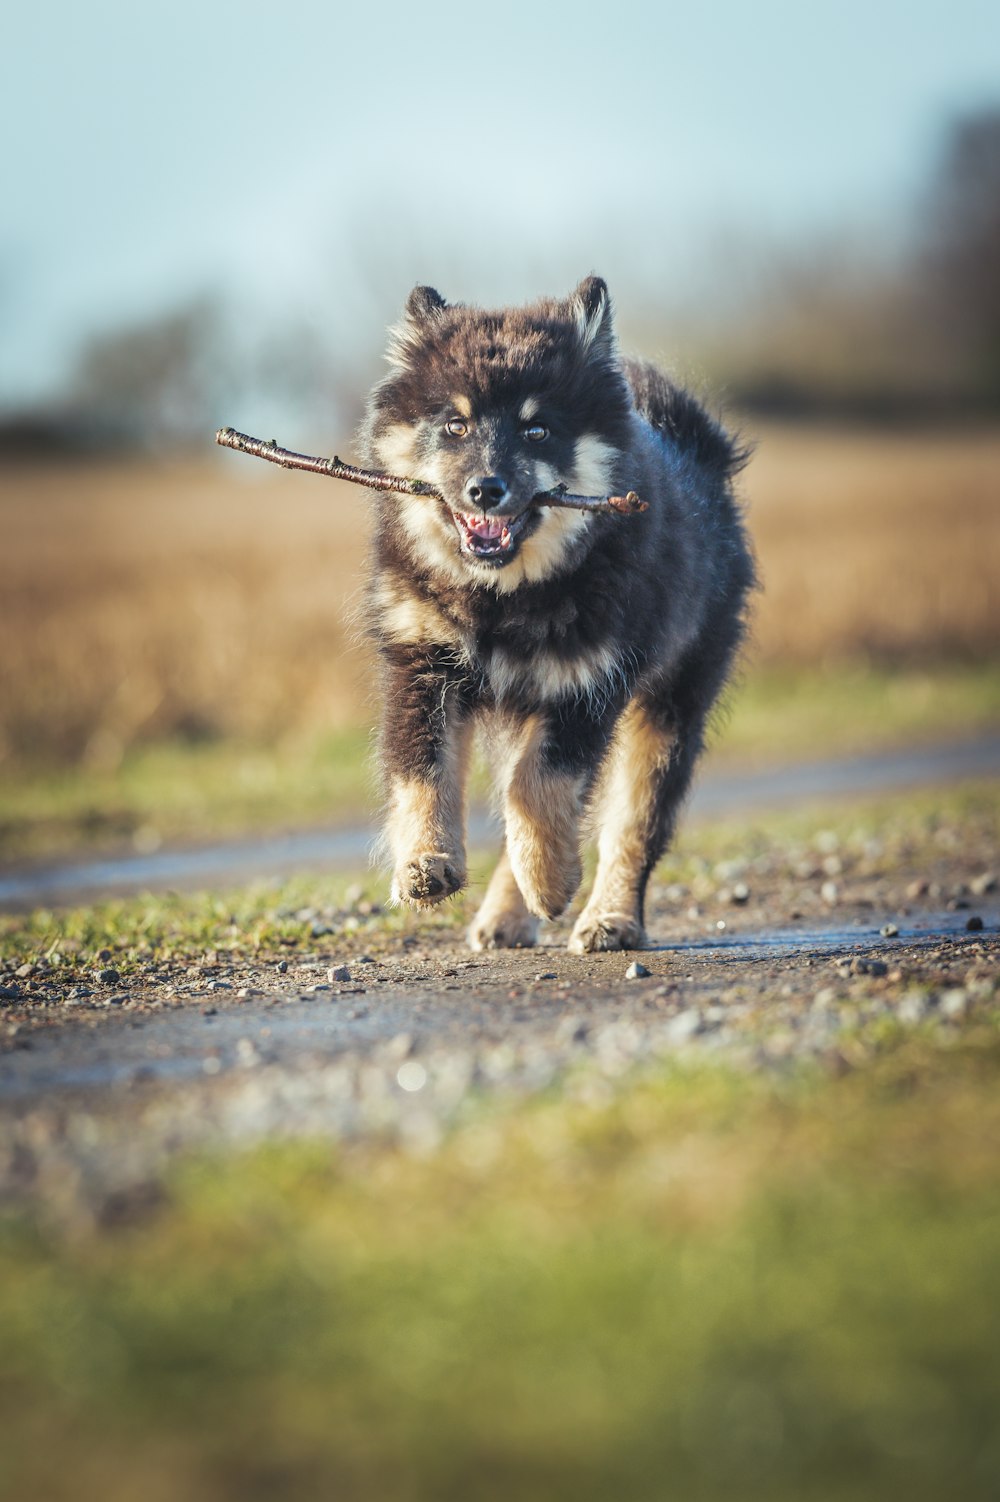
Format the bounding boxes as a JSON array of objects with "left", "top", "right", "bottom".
[{"left": 360, "top": 277, "right": 755, "bottom": 951}]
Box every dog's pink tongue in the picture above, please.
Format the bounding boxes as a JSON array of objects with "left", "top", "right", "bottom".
[{"left": 467, "top": 516, "right": 504, "bottom": 540}]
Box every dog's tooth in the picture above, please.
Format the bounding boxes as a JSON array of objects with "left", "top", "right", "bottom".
[{"left": 501, "top": 525, "right": 511, "bottom": 547}]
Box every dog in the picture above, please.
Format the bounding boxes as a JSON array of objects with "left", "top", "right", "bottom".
[{"left": 359, "top": 276, "right": 755, "bottom": 952}]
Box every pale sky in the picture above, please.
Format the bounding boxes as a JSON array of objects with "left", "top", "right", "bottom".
[{"left": 2, "top": 0, "right": 998, "bottom": 407}]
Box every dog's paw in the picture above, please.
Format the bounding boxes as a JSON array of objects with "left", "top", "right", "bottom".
[
  {"left": 392, "top": 853, "right": 465, "bottom": 907},
  {"left": 467, "top": 908, "right": 539, "bottom": 951},
  {"left": 568, "top": 910, "right": 646, "bottom": 954}
]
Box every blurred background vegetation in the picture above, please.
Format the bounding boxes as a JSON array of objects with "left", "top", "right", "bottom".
[{"left": 1, "top": 4, "right": 998, "bottom": 860}]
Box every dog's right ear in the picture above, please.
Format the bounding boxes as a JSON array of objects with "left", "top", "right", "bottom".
[
  {"left": 405, "top": 286, "right": 448, "bottom": 324},
  {"left": 386, "top": 286, "right": 448, "bottom": 369}
]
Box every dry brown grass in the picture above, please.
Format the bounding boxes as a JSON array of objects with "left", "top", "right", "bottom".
[
  {"left": 748, "top": 425, "right": 1000, "bottom": 663},
  {"left": 2, "top": 425, "right": 998, "bottom": 770}
]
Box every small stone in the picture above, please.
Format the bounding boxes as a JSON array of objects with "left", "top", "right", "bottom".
[
  {"left": 97, "top": 968, "right": 121, "bottom": 985},
  {"left": 15, "top": 963, "right": 33, "bottom": 979},
  {"left": 965, "top": 915, "right": 984, "bottom": 932},
  {"left": 850, "top": 957, "right": 888, "bottom": 978},
  {"left": 731, "top": 881, "right": 750, "bottom": 904},
  {"left": 820, "top": 880, "right": 839, "bottom": 906},
  {"left": 906, "top": 878, "right": 929, "bottom": 900},
  {"left": 625, "top": 961, "right": 651, "bottom": 979},
  {"left": 98, "top": 948, "right": 113, "bottom": 962},
  {"left": 328, "top": 964, "right": 351, "bottom": 983},
  {"left": 0, "top": 985, "right": 22, "bottom": 1001},
  {"left": 970, "top": 872, "right": 997, "bottom": 896},
  {"left": 277, "top": 959, "right": 288, "bottom": 974},
  {"left": 534, "top": 971, "right": 557, "bottom": 981},
  {"left": 880, "top": 923, "right": 900, "bottom": 938},
  {"left": 311, "top": 922, "right": 333, "bottom": 938}
]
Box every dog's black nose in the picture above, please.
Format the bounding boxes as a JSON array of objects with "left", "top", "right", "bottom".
[{"left": 465, "top": 475, "right": 509, "bottom": 508}]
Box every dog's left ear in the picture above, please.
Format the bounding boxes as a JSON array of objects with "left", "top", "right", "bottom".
[{"left": 569, "top": 275, "right": 615, "bottom": 356}]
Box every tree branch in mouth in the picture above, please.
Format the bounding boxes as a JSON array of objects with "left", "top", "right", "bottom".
[{"left": 215, "top": 427, "right": 648, "bottom": 516}]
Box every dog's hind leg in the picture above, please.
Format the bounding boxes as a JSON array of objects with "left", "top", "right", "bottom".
[
  {"left": 570, "top": 696, "right": 701, "bottom": 953},
  {"left": 467, "top": 847, "right": 540, "bottom": 950}
]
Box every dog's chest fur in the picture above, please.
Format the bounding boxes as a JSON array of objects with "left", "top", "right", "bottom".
[{"left": 374, "top": 520, "right": 646, "bottom": 710}]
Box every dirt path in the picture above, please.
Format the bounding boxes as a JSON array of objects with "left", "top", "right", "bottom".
[{"left": 3, "top": 733, "right": 998, "bottom": 911}]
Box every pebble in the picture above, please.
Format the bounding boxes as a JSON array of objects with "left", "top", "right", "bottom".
[
  {"left": 965, "top": 915, "right": 984, "bottom": 932},
  {"left": 534, "top": 972, "right": 557, "bottom": 981},
  {"left": 880, "top": 923, "right": 900, "bottom": 938},
  {"left": 625, "top": 961, "right": 651, "bottom": 979},
  {"left": 97, "top": 968, "right": 121, "bottom": 985},
  {"left": 731, "top": 881, "right": 750, "bottom": 904},
  {"left": 850, "top": 958, "right": 888, "bottom": 978},
  {"left": 328, "top": 965, "right": 351, "bottom": 983},
  {"left": 970, "top": 872, "right": 997, "bottom": 896},
  {"left": 15, "top": 964, "right": 34, "bottom": 979},
  {"left": 906, "top": 878, "right": 929, "bottom": 900},
  {"left": 277, "top": 960, "right": 288, "bottom": 974},
  {"left": 820, "top": 881, "right": 839, "bottom": 905},
  {"left": 0, "top": 986, "right": 22, "bottom": 1001}
]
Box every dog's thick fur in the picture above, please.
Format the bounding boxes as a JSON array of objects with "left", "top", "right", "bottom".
[{"left": 360, "top": 277, "right": 755, "bottom": 952}]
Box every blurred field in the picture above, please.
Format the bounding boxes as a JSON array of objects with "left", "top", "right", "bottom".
[
  {"left": 3, "top": 426, "right": 998, "bottom": 768},
  {"left": 2, "top": 425, "right": 998, "bottom": 860}
]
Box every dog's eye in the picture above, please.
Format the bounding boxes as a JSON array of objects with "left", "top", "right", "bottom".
[
  {"left": 523, "top": 423, "right": 548, "bottom": 443},
  {"left": 445, "top": 418, "right": 469, "bottom": 438}
]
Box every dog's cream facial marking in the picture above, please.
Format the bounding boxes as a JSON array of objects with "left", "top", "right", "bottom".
[
  {"left": 518, "top": 396, "right": 542, "bottom": 423},
  {"left": 375, "top": 422, "right": 420, "bottom": 475},
  {"left": 570, "top": 700, "right": 674, "bottom": 952},
  {"left": 570, "top": 434, "right": 618, "bottom": 496},
  {"left": 450, "top": 394, "right": 473, "bottom": 419}
]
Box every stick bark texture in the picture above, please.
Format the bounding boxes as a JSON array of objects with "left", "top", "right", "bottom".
[{"left": 215, "top": 427, "right": 648, "bottom": 516}]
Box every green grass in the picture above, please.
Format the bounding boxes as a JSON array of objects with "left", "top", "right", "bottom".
[
  {"left": 2, "top": 661, "right": 998, "bottom": 867},
  {"left": 2, "top": 780, "right": 999, "bottom": 1498},
  {"left": 3, "top": 778, "right": 997, "bottom": 972},
  {"left": 2, "top": 1029, "right": 1000, "bottom": 1501}
]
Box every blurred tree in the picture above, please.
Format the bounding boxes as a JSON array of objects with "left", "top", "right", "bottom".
[
  {"left": 919, "top": 108, "right": 1000, "bottom": 401},
  {"left": 69, "top": 296, "right": 228, "bottom": 447}
]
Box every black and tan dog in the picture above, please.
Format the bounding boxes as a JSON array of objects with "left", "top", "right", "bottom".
[{"left": 360, "top": 277, "right": 755, "bottom": 952}]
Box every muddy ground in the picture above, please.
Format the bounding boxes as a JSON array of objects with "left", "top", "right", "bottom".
[{"left": 2, "top": 799, "right": 997, "bottom": 1225}]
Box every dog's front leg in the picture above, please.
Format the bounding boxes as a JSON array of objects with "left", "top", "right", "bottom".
[
  {"left": 501, "top": 711, "right": 603, "bottom": 921},
  {"left": 381, "top": 647, "right": 473, "bottom": 907}
]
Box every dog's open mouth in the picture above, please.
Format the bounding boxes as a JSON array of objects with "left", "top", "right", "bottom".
[{"left": 451, "top": 509, "right": 530, "bottom": 564}]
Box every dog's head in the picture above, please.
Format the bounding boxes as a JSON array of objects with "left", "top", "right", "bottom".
[{"left": 362, "top": 277, "right": 633, "bottom": 591}]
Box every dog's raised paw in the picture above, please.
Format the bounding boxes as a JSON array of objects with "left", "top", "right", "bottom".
[
  {"left": 393, "top": 854, "right": 464, "bottom": 907},
  {"left": 568, "top": 911, "right": 646, "bottom": 954}
]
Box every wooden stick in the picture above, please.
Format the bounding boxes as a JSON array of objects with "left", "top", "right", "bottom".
[{"left": 215, "top": 427, "right": 648, "bottom": 516}]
